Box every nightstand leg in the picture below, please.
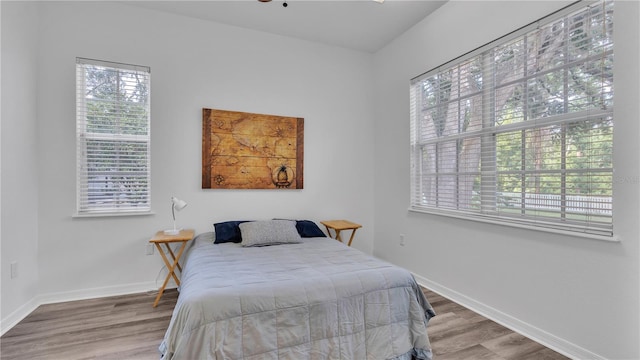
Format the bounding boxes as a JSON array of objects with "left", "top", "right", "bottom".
[
  {"left": 152, "top": 241, "right": 188, "bottom": 307},
  {"left": 347, "top": 229, "right": 358, "bottom": 247},
  {"left": 157, "top": 244, "right": 180, "bottom": 284},
  {"left": 324, "top": 226, "right": 344, "bottom": 243},
  {"left": 164, "top": 243, "right": 183, "bottom": 274},
  {"left": 164, "top": 243, "right": 183, "bottom": 273},
  {"left": 172, "top": 242, "right": 188, "bottom": 279}
]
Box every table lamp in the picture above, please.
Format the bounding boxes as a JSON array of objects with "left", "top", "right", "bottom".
[{"left": 164, "top": 196, "right": 187, "bottom": 235}]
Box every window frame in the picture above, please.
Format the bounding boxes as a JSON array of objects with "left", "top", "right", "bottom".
[
  {"left": 409, "top": 0, "right": 616, "bottom": 241},
  {"left": 75, "top": 58, "right": 152, "bottom": 217}
]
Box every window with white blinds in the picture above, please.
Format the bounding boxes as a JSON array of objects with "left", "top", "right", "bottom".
[
  {"left": 76, "top": 58, "right": 151, "bottom": 215},
  {"left": 409, "top": 0, "right": 614, "bottom": 238}
]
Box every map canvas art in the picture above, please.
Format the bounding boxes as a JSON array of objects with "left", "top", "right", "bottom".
[{"left": 202, "top": 108, "right": 304, "bottom": 189}]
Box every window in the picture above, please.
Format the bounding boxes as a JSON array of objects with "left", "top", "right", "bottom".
[
  {"left": 410, "top": 0, "right": 614, "bottom": 238},
  {"left": 76, "top": 58, "right": 151, "bottom": 215}
]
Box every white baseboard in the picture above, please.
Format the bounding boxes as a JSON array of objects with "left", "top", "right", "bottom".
[
  {"left": 1, "top": 281, "right": 175, "bottom": 336},
  {"left": 413, "top": 273, "right": 606, "bottom": 360},
  {"left": 37, "top": 281, "right": 161, "bottom": 305},
  {"left": 0, "top": 297, "right": 40, "bottom": 336}
]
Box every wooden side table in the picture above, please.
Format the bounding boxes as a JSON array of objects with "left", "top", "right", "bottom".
[
  {"left": 320, "top": 220, "right": 362, "bottom": 247},
  {"left": 149, "top": 229, "right": 194, "bottom": 307}
]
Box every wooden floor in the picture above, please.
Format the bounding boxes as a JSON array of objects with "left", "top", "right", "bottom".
[
  {"left": 424, "top": 289, "right": 569, "bottom": 360},
  {"left": 0, "top": 288, "right": 570, "bottom": 360},
  {"left": 0, "top": 290, "right": 178, "bottom": 360}
]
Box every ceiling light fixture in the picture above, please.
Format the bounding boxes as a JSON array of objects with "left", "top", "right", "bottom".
[{"left": 258, "top": 0, "right": 287, "bottom": 7}]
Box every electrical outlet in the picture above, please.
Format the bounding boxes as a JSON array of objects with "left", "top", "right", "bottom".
[
  {"left": 399, "top": 234, "right": 405, "bottom": 246},
  {"left": 146, "top": 243, "right": 155, "bottom": 255},
  {"left": 10, "top": 262, "right": 18, "bottom": 279}
]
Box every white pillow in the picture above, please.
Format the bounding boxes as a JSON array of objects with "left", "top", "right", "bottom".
[{"left": 239, "top": 220, "right": 302, "bottom": 247}]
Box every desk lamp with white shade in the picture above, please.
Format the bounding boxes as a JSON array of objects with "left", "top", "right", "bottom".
[{"left": 164, "top": 196, "right": 187, "bottom": 235}]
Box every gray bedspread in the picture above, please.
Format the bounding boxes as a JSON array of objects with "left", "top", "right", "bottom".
[{"left": 159, "top": 233, "right": 435, "bottom": 360}]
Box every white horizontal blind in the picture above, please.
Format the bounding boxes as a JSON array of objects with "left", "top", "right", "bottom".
[
  {"left": 410, "top": 0, "right": 614, "bottom": 237},
  {"left": 76, "top": 58, "right": 151, "bottom": 214}
]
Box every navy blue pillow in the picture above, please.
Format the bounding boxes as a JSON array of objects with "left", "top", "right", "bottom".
[
  {"left": 296, "top": 220, "right": 326, "bottom": 238},
  {"left": 214, "top": 220, "right": 252, "bottom": 244}
]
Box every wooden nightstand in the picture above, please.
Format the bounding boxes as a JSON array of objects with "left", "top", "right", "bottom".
[
  {"left": 320, "top": 220, "right": 362, "bottom": 247},
  {"left": 149, "top": 229, "right": 194, "bottom": 307}
]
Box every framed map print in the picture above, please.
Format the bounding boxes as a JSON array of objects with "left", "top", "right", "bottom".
[{"left": 202, "top": 108, "right": 304, "bottom": 189}]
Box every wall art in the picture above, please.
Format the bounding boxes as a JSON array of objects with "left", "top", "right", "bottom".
[{"left": 202, "top": 108, "right": 304, "bottom": 189}]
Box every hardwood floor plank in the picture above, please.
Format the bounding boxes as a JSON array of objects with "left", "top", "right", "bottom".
[
  {"left": 435, "top": 344, "right": 506, "bottom": 360},
  {"left": 430, "top": 319, "right": 514, "bottom": 356},
  {"left": 518, "top": 347, "right": 573, "bottom": 360},
  {"left": 425, "top": 312, "right": 469, "bottom": 335},
  {"left": 482, "top": 332, "right": 546, "bottom": 359},
  {"left": 1, "top": 287, "right": 569, "bottom": 360}
]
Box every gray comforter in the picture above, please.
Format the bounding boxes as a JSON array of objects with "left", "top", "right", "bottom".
[{"left": 159, "top": 233, "right": 435, "bottom": 360}]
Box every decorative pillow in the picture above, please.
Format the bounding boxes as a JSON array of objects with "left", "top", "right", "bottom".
[
  {"left": 296, "top": 220, "right": 327, "bottom": 238},
  {"left": 213, "top": 220, "right": 252, "bottom": 244},
  {"left": 239, "top": 220, "right": 302, "bottom": 247}
]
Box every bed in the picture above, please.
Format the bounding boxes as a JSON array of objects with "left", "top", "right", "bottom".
[{"left": 159, "top": 220, "right": 435, "bottom": 360}]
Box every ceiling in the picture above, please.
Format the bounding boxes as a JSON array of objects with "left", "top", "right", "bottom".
[{"left": 125, "top": 0, "right": 447, "bottom": 53}]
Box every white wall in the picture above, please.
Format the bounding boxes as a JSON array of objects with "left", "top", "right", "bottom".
[
  {"left": 1, "top": 0, "right": 375, "bottom": 325},
  {"left": 373, "top": 1, "right": 639, "bottom": 360},
  {"left": 0, "top": 2, "right": 41, "bottom": 332}
]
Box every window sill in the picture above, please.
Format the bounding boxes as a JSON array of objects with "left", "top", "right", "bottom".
[
  {"left": 408, "top": 207, "right": 620, "bottom": 243},
  {"left": 73, "top": 211, "right": 155, "bottom": 219}
]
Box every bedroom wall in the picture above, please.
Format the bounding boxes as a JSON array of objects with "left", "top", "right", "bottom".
[
  {"left": 0, "top": 2, "right": 41, "bottom": 332},
  {"left": 0, "top": 0, "right": 375, "bottom": 322},
  {"left": 372, "top": 1, "right": 640, "bottom": 360}
]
